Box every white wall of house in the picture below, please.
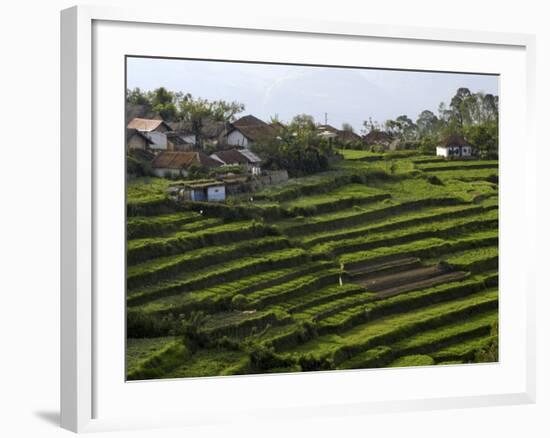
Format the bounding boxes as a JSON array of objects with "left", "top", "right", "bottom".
[
  {"left": 182, "top": 134, "right": 196, "bottom": 144},
  {"left": 436, "top": 146, "right": 449, "bottom": 157},
  {"left": 436, "top": 145, "right": 473, "bottom": 158},
  {"left": 147, "top": 131, "right": 168, "bottom": 150},
  {"left": 227, "top": 130, "right": 249, "bottom": 148}
]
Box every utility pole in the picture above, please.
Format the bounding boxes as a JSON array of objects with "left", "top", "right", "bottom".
[{"left": 324, "top": 112, "right": 328, "bottom": 125}]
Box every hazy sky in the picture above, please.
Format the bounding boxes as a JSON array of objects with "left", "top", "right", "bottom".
[{"left": 127, "top": 57, "right": 499, "bottom": 132}]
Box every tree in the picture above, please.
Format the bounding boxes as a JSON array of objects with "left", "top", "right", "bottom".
[
  {"left": 416, "top": 110, "right": 439, "bottom": 136},
  {"left": 290, "top": 114, "right": 316, "bottom": 131},
  {"left": 252, "top": 122, "right": 334, "bottom": 177},
  {"left": 148, "top": 87, "right": 178, "bottom": 121},
  {"left": 178, "top": 95, "right": 244, "bottom": 148},
  {"left": 449, "top": 87, "right": 472, "bottom": 128},
  {"left": 362, "top": 117, "right": 381, "bottom": 135},
  {"left": 385, "top": 115, "right": 417, "bottom": 141},
  {"left": 464, "top": 123, "right": 498, "bottom": 158},
  {"left": 341, "top": 122, "right": 354, "bottom": 132},
  {"left": 126, "top": 87, "right": 149, "bottom": 106}
]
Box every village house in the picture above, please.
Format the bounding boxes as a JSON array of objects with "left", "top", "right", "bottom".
[
  {"left": 363, "top": 130, "right": 394, "bottom": 149},
  {"left": 316, "top": 124, "right": 339, "bottom": 141},
  {"left": 317, "top": 124, "right": 362, "bottom": 145},
  {"left": 210, "top": 149, "right": 262, "bottom": 176},
  {"left": 150, "top": 151, "right": 222, "bottom": 178},
  {"left": 126, "top": 128, "right": 153, "bottom": 151},
  {"left": 169, "top": 119, "right": 232, "bottom": 148},
  {"left": 127, "top": 117, "right": 183, "bottom": 152},
  {"left": 226, "top": 115, "right": 275, "bottom": 148},
  {"left": 436, "top": 134, "right": 474, "bottom": 158}
]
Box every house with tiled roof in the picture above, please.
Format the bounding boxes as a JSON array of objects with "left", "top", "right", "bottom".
[
  {"left": 226, "top": 115, "right": 276, "bottom": 148},
  {"left": 151, "top": 151, "right": 222, "bottom": 178},
  {"left": 436, "top": 134, "right": 474, "bottom": 158},
  {"left": 211, "top": 149, "right": 262, "bottom": 175}
]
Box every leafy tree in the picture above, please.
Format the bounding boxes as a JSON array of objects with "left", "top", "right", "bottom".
[
  {"left": 290, "top": 114, "right": 316, "bottom": 131},
  {"left": 126, "top": 87, "right": 150, "bottom": 106},
  {"left": 178, "top": 95, "right": 244, "bottom": 148},
  {"left": 147, "top": 87, "right": 178, "bottom": 120},
  {"left": 252, "top": 122, "right": 334, "bottom": 177},
  {"left": 362, "top": 117, "right": 382, "bottom": 135},
  {"left": 416, "top": 110, "right": 439, "bottom": 136},
  {"left": 341, "top": 122, "right": 354, "bottom": 132},
  {"left": 464, "top": 123, "right": 498, "bottom": 158}
]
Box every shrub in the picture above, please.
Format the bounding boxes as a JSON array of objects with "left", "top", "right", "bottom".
[
  {"left": 426, "top": 175, "right": 444, "bottom": 186},
  {"left": 231, "top": 294, "right": 250, "bottom": 310}
]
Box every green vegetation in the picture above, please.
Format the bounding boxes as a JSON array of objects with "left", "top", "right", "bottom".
[{"left": 126, "top": 151, "right": 498, "bottom": 379}]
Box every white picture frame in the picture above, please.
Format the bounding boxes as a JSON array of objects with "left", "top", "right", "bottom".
[{"left": 60, "top": 4, "right": 537, "bottom": 433}]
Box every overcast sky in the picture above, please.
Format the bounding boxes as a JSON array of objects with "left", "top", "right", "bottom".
[{"left": 127, "top": 57, "right": 499, "bottom": 132}]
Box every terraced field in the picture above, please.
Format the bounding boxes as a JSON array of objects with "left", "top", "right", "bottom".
[{"left": 126, "top": 153, "right": 498, "bottom": 380}]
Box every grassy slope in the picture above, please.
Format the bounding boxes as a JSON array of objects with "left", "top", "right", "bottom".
[{"left": 126, "top": 154, "right": 499, "bottom": 378}]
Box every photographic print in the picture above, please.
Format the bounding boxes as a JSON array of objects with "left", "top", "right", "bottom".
[{"left": 125, "top": 57, "right": 498, "bottom": 380}]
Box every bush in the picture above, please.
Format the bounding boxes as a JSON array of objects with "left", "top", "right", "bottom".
[
  {"left": 231, "top": 294, "right": 250, "bottom": 310},
  {"left": 426, "top": 174, "right": 444, "bottom": 186}
]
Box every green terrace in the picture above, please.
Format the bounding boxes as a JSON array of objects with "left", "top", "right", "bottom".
[{"left": 125, "top": 153, "right": 499, "bottom": 378}]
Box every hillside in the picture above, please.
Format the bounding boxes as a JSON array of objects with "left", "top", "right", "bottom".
[{"left": 126, "top": 151, "right": 498, "bottom": 380}]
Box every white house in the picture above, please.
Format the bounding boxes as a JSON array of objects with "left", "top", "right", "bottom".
[
  {"left": 211, "top": 149, "right": 262, "bottom": 176},
  {"left": 127, "top": 118, "right": 174, "bottom": 151},
  {"left": 226, "top": 115, "right": 275, "bottom": 148},
  {"left": 436, "top": 134, "right": 474, "bottom": 158}
]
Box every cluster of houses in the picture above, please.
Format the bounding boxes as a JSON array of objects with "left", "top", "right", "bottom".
[{"left": 126, "top": 113, "right": 476, "bottom": 201}]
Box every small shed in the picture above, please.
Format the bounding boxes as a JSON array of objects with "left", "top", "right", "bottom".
[{"left": 180, "top": 180, "right": 226, "bottom": 202}]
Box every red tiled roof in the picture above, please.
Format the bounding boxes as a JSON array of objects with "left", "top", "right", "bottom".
[{"left": 152, "top": 151, "right": 222, "bottom": 169}]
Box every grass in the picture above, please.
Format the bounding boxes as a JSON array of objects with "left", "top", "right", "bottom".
[
  {"left": 340, "top": 229, "right": 498, "bottom": 268},
  {"left": 301, "top": 204, "right": 485, "bottom": 246},
  {"left": 127, "top": 220, "right": 277, "bottom": 264},
  {"left": 127, "top": 236, "right": 291, "bottom": 289},
  {"left": 126, "top": 152, "right": 499, "bottom": 379},
  {"left": 128, "top": 247, "right": 309, "bottom": 308},
  {"left": 389, "top": 355, "right": 435, "bottom": 367},
  {"left": 311, "top": 209, "right": 497, "bottom": 257},
  {"left": 432, "top": 335, "right": 497, "bottom": 363},
  {"left": 281, "top": 288, "right": 497, "bottom": 365}
]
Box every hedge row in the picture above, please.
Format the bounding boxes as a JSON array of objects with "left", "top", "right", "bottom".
[
  {"left": 127, "top": 221, "right": 278, "bottom": 265},
  {"left": 246, "top": 270, "right": 341, "bottom": 308},
  {"left": 317, "top": 275, "right": 493, "bottom": 336},
  {"left": 327, "top": 290, "right": 498, "bottom": 366},
  {"left": 127, "top": 248, "right": 309, "bottom": 308},
  {"left": 314, "top": 213, "right": 498, "bottom": 258},
  {"left": 283, "top": 197, "right": 463, "bottom": 237},
  {"left": 127, "top": 236, "right": 290, "bottom": 290},
  {"left": 127, "top": 211, "right": 205, "bottom": 239},
  {"left": 127, "top": 197, "right": 176, "bottom": 217},
  {"left": 126, "top": 340, "right": 189, "bottom": 380},
  {"left": 341, "top": 231, "right": 498, "bottom": 270}
]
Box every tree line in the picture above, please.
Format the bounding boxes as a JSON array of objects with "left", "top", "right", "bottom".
[{"left": 357, "top": 87, "right": 499, "bottom": 157}]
